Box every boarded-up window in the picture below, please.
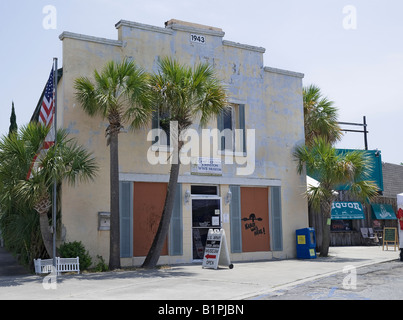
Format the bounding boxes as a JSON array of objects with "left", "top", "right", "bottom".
[
  {"left": 240, "top": 187, "right": 270, "bottom": 252},
  {"left": 133, "top": 182, "right": 168, "bottom": 257}
]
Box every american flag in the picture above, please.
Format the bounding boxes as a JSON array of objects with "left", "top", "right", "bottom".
[
  {"left": 27, "top": 67, "right": 56, "bottom": 180},
  {"left": 40, "top": 69, "right": 55, "bottom": 148}
]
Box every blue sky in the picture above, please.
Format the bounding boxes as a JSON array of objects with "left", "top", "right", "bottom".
[{"left": 1, "top": 0, "right": 402, "bottom": 164}]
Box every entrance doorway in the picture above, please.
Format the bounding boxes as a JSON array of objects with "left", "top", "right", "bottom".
[{"left": 192, "top": 197, "right": 222, "bottom": 260}]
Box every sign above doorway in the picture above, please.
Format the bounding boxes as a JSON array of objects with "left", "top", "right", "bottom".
[{"left": 191, "top": 157, "right": 222, "bottom": 176}]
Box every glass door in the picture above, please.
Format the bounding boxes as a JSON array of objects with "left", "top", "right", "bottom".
[{"left": 192, "top": 197, "right": 221, "bottom": 260}]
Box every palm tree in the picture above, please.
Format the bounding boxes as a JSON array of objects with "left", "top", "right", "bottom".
[
  {"left": 0, "top": 125, "right": 45, "bottom": 267},
  {"left": 142, "top": 57, "right": 228, "bottom": 268},
  {"left": 74, "top": 59, "right": 152, "bottom": 270},
  {"left": 303, "top": 84, "right": 342, "bottom": 146},
  {"left": 294, "top": 137, "right": 378, "bottom": 257},
  {"left": 0, "top": 123, "right": 98, "bottom": 259}
]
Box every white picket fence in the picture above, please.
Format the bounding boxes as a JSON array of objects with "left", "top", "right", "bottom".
[{"left": 34, "top": 257, "right": 80, "bottom": 275}]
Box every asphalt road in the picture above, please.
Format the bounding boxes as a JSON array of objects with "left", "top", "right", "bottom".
[{"left": 253, "top": 260, "right": 403, "bottom": 300}]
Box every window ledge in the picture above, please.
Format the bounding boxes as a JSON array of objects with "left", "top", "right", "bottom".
[
  {"left": 151, "top": 145, "right": 173, "bottom": 153},
  {"left": 218, "top": 150, "right": 247, "bottom": 157}
]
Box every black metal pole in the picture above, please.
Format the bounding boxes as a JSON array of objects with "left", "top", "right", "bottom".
[
  {"left": 363, "top": 116, "right": 368, "bottom": 150},
  {"left": 338, "top": 116, "right": 368, "bottom": 150}
]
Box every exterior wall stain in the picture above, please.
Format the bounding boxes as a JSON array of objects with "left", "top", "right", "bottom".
[{"left": 66, "top": 121, "right": 79, "bottom": 134}]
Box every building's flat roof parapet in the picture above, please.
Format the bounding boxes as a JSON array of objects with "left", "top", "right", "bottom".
[
  {"left": 264, "top": 66, "right": 304, "bottom": 79},
  {"left": 165, "top": 19, "right": 225, "bottom": 37},
  {"left": 223, "top": 40, "right": 266, "bottom": 53},
  {"left": 60, "top": 20, "right": 304, "bottom": 81},
  {"left": 59, "top": 31, "right": 124, "bottom": 47},
  {"left": 115, "top": 20, "right": 174, "bottom": 35}
]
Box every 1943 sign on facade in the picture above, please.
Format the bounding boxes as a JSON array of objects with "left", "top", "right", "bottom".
[{"left": 190, "top": 33, "right": 206, "bottom": 44}]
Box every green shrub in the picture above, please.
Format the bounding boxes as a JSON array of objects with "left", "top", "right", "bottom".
[
  {"left": 58, "top": 241, "right": 92, "bottom": 270},
  {"left": 94, "top": 255, "right": 109, "bottom": 272}
]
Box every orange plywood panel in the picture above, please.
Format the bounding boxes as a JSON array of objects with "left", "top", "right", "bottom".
[
  {"left": 133, "top": 182, "right": 168, "bottom": 257},
  {"left": 240, "top": 187, "right": 270, "bottom": 252}
]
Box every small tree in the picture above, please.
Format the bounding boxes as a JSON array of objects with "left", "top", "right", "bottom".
[
  {"left": 0, "top": 124, "right": 98, "bottom": 258},
  {"left": 294, "top": 137, "right": 378, "bottom": 256},
  {"left": 74, "top": 59, "right": 152, "bottom": 270},
  {"left": 142, "top": 57, "right": 228, "bottom": 268}
]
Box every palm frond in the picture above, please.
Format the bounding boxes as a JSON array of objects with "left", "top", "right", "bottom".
[
  {"left": 74, "top": 58, "right": 153, "bottom": 133},
  {"left": 348, "top": 180, "right": 379, "bottom": 203},
  {"left": 0, "top": 124, "right": 99, "bottom": 211},
  {"left": 306, "top": 185, "right": 334, "bottom": 211},
  {"left": 303, "top": 84, "right": 342, "bottom": 145},
  {"left": 74, "top": 77, "right": 98, "bottom": 116},
  {"left": 294, "top": 137, "right": 379, "bottom": 208},
  {"left": 149, "top": 57, "right": 228, "bottom": 133}
]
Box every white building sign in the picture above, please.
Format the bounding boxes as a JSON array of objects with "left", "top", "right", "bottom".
[{"left": 191, "top": 157, "right": 222, "bottom": 176}]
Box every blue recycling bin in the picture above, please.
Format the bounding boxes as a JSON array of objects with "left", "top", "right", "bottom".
[{"left": 296, "top": 228, "right": 317, "bottom": 259}]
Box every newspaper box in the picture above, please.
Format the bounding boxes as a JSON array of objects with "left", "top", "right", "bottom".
[{"left": 296, "top": 228, "right": 317, "bottom": 259}]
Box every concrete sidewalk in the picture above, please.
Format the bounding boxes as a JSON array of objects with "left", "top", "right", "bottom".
[{"left": 0, "top": 246, "right": 399, "bottom": 300}]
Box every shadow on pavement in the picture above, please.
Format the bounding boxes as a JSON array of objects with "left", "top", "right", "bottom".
[{"left": 0, "top": 247, "right": 30, "bottom": 277}]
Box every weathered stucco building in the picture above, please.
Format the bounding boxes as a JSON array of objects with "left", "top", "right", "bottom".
[{"left": 55, "top": 19, "right": 308, "bottom": 266}]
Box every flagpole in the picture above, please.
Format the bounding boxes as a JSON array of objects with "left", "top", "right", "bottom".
[{"left": 52, "top": 57, "right": 58, "bottom": 269}]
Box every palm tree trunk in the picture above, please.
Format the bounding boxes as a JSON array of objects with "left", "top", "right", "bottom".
[
  {"left": 320, "top": 200, "right": 332, "bottom": 257},
  {"left": 34, "top": 194, "right": 54, "bottom": 258},
  {"left": 109, "top": 130, "right": 121, "bottom": 270},
  {"left": 38, "top": 213, "right": 54, "bottom": 258},
  {"left": 142, "top": 162, "right": 180, "bottom": 268}
]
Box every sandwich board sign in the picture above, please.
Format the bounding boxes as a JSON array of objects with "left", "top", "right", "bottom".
[
  {"left": 383, "top": 227, "right": 398, "bottom": 251},
  {"left": 202, "top": 229, "right": 233, "bottom": 269}
]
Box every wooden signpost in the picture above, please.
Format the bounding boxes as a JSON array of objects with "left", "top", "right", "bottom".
[
  {"left": 202, "top": 229, "right": 233, "bottom": 270},
  {"left": 383, "top": 227, "right": 398, "bottom": 251}
]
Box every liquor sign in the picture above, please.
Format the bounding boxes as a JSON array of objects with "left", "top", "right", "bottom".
[{"left": 331, "top": 201, "right": 365, "bottom": 220}]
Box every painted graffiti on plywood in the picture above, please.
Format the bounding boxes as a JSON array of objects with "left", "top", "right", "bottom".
[{"left": 242, "top": 213, "right": 266, "bottom": 236}]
